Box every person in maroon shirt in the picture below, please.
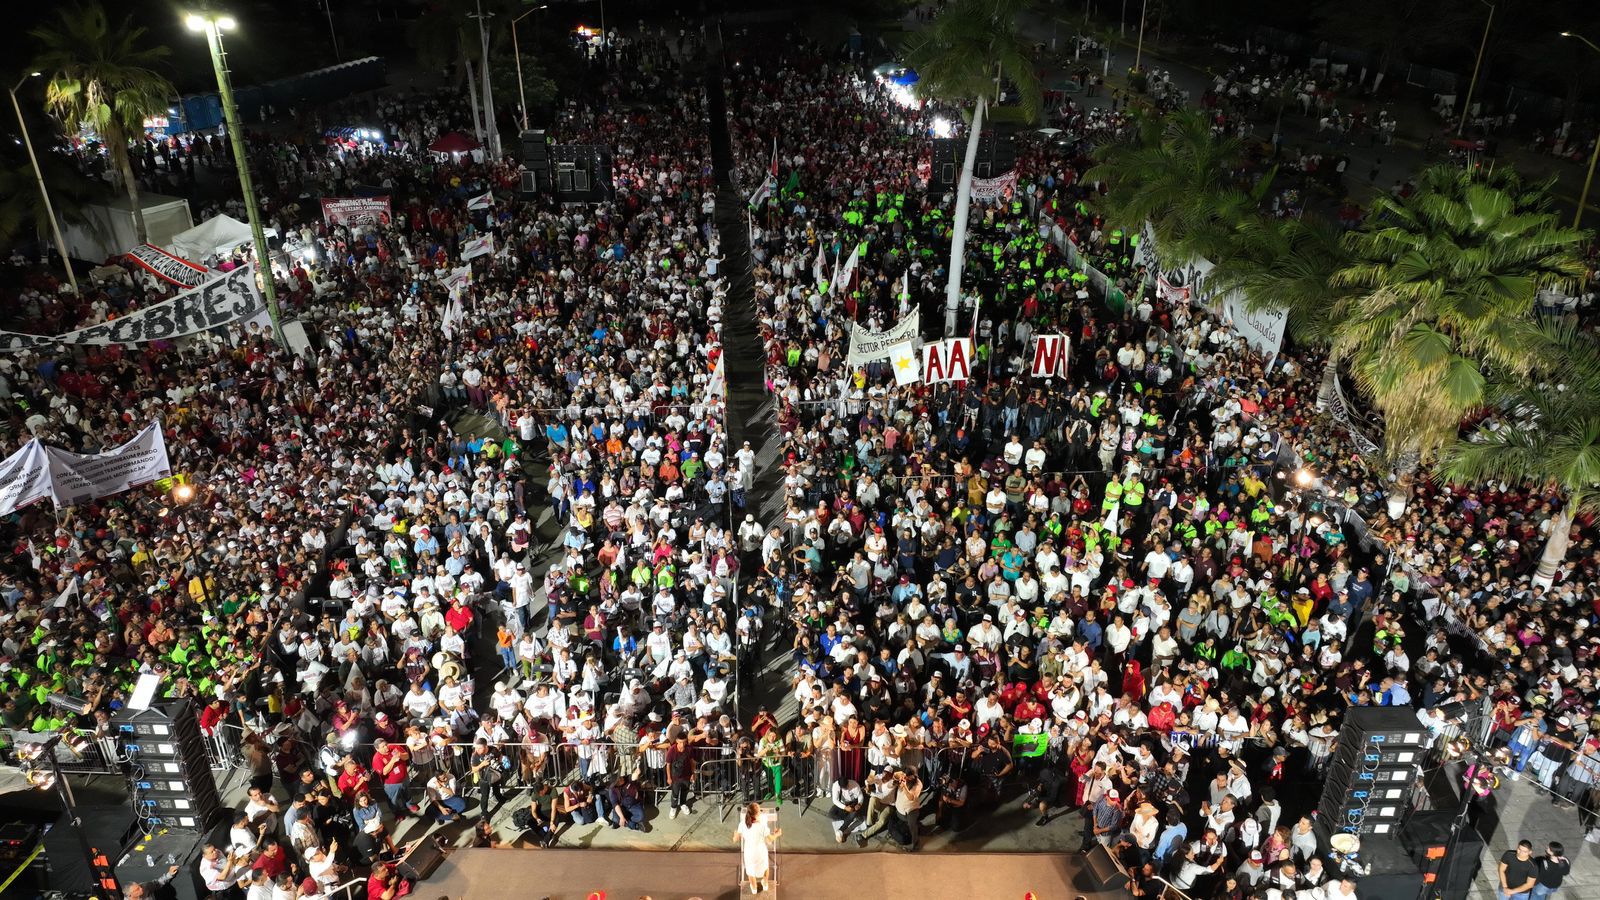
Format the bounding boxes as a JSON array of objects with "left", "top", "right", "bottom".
[
  {"left": 250, "top": 841, "right": 290, "bottom": 880},
  {"left": 371, "top": 738, "right": 415, "bottom": 816},
  {"left": 445, "top": 597, "right": 474, "bottom": 636}
]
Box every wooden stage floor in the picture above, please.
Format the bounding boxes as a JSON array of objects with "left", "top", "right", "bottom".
[{"left": 424, "top": 846, "right": 1119, "bottom": 900}]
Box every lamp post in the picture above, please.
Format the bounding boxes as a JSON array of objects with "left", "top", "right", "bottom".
[
  {"left": 1133, "top": 0, "right": 1150, "bottom": 73},
  {"left": 168, "top": 481, "right": 217, "bottom": 616},
  {"left": 18, "top": 736, "right": 121, "bottom": 900},
  {"left": 184, "top": 11, "right": 287, "bottom": 348},
  {"left": 1456, "top": 0, "right": 1495, "bottom": 137},
  {"left": 512, "top": 5, "right": 548, "bottom": 131},
  {"left": 1560, "top": 32, "right": 1600, "bottom": 230},
  {"left": 469, "top": 0, "right": 501, "bottom": 159},
  {"left": 9, "top": 72, "right": 79, "bottom": 295}
]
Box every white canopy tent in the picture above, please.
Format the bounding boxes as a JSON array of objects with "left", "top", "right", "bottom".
[{"left": 165, "top": 215, "right": 277, "bottom": 264}]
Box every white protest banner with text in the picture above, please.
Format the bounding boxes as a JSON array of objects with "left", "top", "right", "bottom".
[
  {"left": 42, "top": 421, "right": 173, "bottom": 508},
  {"left": 1031, "top": 334, "right": 1070, "bottom": 379},
  {"left": 921, "top": 338, "right": 973, "bottom": 384},
  {"left": 846, "top": 309, "right": 920, "bottom": 366}
]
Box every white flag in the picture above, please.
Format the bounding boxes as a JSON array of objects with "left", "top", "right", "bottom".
[
  {"left": 466, "top": 190, "right": 494, "bottom": 211},
  {"left": 837, "top": 244, "right": 862, "bottom": 292},
  {"left": 887, "top": 340, "right": 921, "bottom": 386},
  {"left": 461, "top": 234, "right": 494, "bottom": 260},
  {"left": 52, "top": 578, "right": 78, "bottom": 609},
  {"left": 814, "top": 243, "right": 828, "bottom": 294},
  {"left": 898, "top": 271, "right": 911, "bottom": 317}
]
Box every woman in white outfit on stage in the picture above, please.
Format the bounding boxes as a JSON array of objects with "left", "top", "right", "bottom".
[{"left": 734, "top": 801, "right": 780, "bottom": 894}]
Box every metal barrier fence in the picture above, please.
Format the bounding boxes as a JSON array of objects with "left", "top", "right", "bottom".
[{"left": 0, "top": 729, "right": 125, "bottom": 775}]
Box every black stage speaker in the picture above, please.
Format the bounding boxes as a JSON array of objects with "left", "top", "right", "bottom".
[
  {"left": 1317, "top": 706, "right": 1427, "bottom": 838},
  {"left": 549, "top": 144, "right": 612, "bottom": 203},
  {"left": 114, "top": 700, "right": 223, "bottom": 833},
  {"left": 929, "top": 132, "right": 1017, "bottom": 193},
  {"left": 1083, "top": 843, "right": 1129, "bottom": 890},
  {"left": 396, "top": 840, "right": 448, "bottom": 881},
  {"left": 1402, "top": 809, "right": 1485, "bottom": 899}
]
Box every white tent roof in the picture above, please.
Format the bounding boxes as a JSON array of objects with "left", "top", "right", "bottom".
[{"left": 166, "top": 214, "right": 275, "bottom": 263}]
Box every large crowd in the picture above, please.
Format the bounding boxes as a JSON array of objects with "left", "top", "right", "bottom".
[{"left": 0, "top": 20, "right": 1594, "bottom": 900}]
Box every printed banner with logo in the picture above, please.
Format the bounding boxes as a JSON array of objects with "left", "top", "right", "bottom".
[
  {"left": 125, "top": 244, "right": 209, "bottom": 288},
  {"left": 461, "top": 234, "right": 495, "bottom": 261},
  {"left": 320, "top": 196, "right": 393, "bottom": 226},
  {"left": 969, "top": 170, "right": 1017, "bottom": 202},
  {"left": 846, "top": 309, "right": 920, "bottom": 366},
  {"left": 466, "top": 191, "right": 494, "bottom": 211},
  {"left": 0, "top": 422, "right": 171, "bottom": 515},
  {"left": 921, "top": 337, "right": 973, "bottom": 384},
  {"left": 1155, "top": 275, "right": 1190, "bottom": 304},
  {"left": 0, "top": 266, "right": 265, "bottom": 353},
  {"left": 441, "top": 265, "right": 472, "bottom": 298},
  {"left": 1031, "top": 334, "right": 1070, "bottom": 379},
  {"left": 1221, "top": 291, "right": 1289, "bottom": 359}
]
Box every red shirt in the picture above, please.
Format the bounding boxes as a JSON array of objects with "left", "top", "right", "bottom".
[
  {"left": 337, "top": 768, "right": 371, "bottom": 797},
  {"left": 372, "top": 746, "right": 409, "bottom": 786}
]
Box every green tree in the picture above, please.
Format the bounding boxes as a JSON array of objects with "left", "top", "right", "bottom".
[
  {"left": 1085, "top": 108, "right": 1261, "bottom": 266},
  {"left": 1211, "top": 214, "right": 1352, "bottom": 348},
  {"left": 32, "top": 2, "right": 176, "bottom": 243},
  {"left": 1441, "top": 323, "right": 1600, "bottom": 584},
  {"left": 0, "top": 149, "right": 105, "bottom": 249},
  {"left": 902, "top": 0, "right": 1043, "bottom": 329},
  {"left": 1330, "top": 164, "right": 1588, "bottom": 462}
]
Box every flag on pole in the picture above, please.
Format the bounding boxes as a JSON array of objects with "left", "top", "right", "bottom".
[
  {"left": 898, "top": 271, "right": 911, "bottom": 317},
  {"left": 836, "top": 243, "right": 862, "bottom": 292},
  {"left": 887, "top": 340, "right": 921, "bottom": 386},
  {"left": 466, "top": 190, "right": 494, "bottom": 211},
  {"left": 748, "top": 136, "right": 779, "bottom": 209},
  {"left": 813, "top": 243, "right": 828, "bottom": 294}
]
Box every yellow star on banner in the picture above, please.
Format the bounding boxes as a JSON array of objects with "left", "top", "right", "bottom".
[{"left": 894, "top": 355, "right": 912, "bottom": 370}]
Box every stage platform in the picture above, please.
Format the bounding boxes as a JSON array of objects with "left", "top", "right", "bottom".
[{"left": 425, "top": 846, "right": 1119, "bottom": 900}]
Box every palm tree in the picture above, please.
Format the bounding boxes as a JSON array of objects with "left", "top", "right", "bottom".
[
  {"left": 1084, "top": 108, "right": 1256, "bottom": 266},
  {"left": 32, "top": 2, "right": 176, "bottom": 244},
  {"left": 902, "top": 0, "right": 1042, "bottom": 330},
  {"left": 0, "top": 150, "right": 105, "bottom": 250},
  {"left": 1329, "top": 164, "right": 1588, "bottom": 462},
  {"left": 1441, "top": 323, "right": 1600, "bottom": 585},
  {"left": 1210, "top": 215, "right": 1352, "bottom": 349}
]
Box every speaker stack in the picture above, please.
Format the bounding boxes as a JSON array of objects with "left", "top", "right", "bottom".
[
  {"left": 929, "top": 132, "right": 1017, "bottom": 192},
  {"left": 113, "top": 699, "right": 224, "bottom": 832},
  {"left": 519, "top": 128, "right": 549, "bottom": 195},
  {"left": 1317, "top": 706, "right": 1428, "bottom": 839}
]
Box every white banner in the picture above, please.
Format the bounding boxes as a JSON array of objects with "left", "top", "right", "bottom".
[
  {"left": 43, "top": 422, "right": 172, "bottom": 509},
  {"left": 921, "top": 338, "right": 973, "bottom": 384},
  {"left": 0, "top": 423, "right": 171, "bottom": 514},
  {"left": 887, "top": 340, "right": 921, "bottom": 386},
  {"left": 1221, "top": 291, "right": 1289, "bottom": 359},
  {"left": 441, "top": 265, "right": 472, "bottom": 298},
  {"left": 0, "top": 266, "right": 265, "bottom": 352},
  {"left": 847, "top": 309, "right": 921, "bottom": 366},
  {"left": 466, "top": 191, "right": 495, "bottom": 211},
  {"left": 1156, "top": 275, "right": 1190, "bottom": 304},
  {"left": 461, "top": 234, "right": 495, "bottom": 261},
  {"left": 1031, "top": 334, "right": 1070, "bottom": 379},
  {"left": 969, "top": 170, "right": 1017, "bottom": 202},
  {"left": 0, "top": 440, "right": 53, "bottom": 516}
]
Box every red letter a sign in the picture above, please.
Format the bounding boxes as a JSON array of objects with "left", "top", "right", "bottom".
[
  {"left": 1032, "top": 334, "right": 1070, "bottom": 379},
  {"left": 922, "top": 338, "right": 973, "bottom": 384}
]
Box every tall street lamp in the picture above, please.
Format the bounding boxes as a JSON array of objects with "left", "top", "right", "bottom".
[
  {"left": 8, "top": 71, "right": 79, "bottom": 295},
  {"left": 512, "top": 5, "right": 548, "bottom": 131},
  {"left": 184, "top": 11, "right": 288, "bottom": 348},
  {"left": 1456, "top": 0, "right": 1495, "bottom": 137},
  {"left": 1561, "top": 31, "right": 1600, "bottom": 231}
]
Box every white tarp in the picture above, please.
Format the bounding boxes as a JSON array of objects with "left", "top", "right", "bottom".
[
  {"left": 0, "top": 266, "right": 266, "bottom": 352},
  {"left": 847, "top": 309, "right": 920, "bottom": 366},
  {"left": 0, "top": 422, "right": 171, "bottom": 515},
  {"left": 167, "top": 214, "right": 273, "bottom": 263}
]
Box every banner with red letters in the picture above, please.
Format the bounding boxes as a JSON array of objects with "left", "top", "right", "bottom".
[
  {"left": 1031, "top": 334, "right": 1070, "bottom": 379},
  {"left": 921, "top": 338, "right": 973, "bottom": 384}
]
